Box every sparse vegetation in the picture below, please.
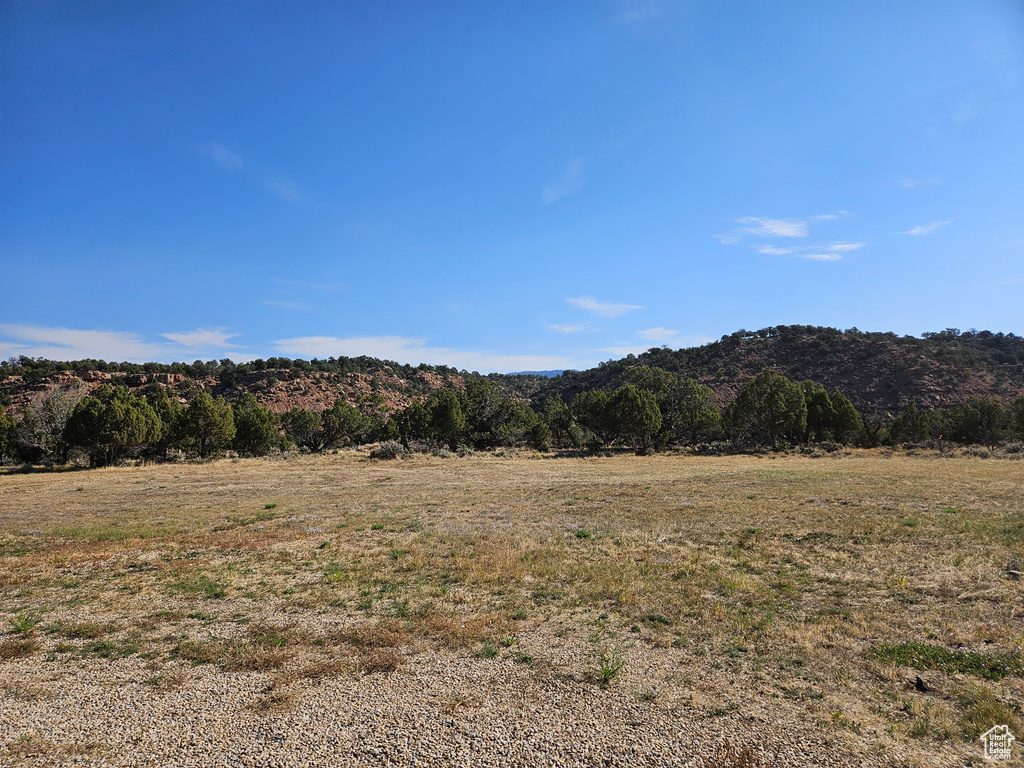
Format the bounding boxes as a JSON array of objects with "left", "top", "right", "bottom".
[
  {"left": 870, "top": 642, "right": 1024, "bottom": 681},
  {"left": 0, "top": 450, "right": 1022, "bottom": 764}
]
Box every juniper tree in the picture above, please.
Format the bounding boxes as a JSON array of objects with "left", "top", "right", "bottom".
[
  {"left": 64, "top": 385, "right": 162, "bottom": 466},
  {"left": 232, "top": 392, "right": 278, "bottom": 456},
  {"left": 183, "top": 390, "right": 236, "bottom": 458},
  {"left": 729, "top": 370, "right": 806, "bottom": 449}
]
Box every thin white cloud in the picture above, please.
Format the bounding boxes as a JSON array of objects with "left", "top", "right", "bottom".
[
  {"left": 755, "top": 245, "right": 797, "bottom": 255},
  {"left": 825, "top": 242, "right": 864, "bottom": 252},
  {"left": 547, "top": 323, "right": 590, "bottom": 334},
  {"left": 161, "top": 327, "right": 240, "bottom": 348},
  {"left": 637, "top": 327, "right": 678, "bottom": 343},
  {"left": 0, "top": 324, "right": 249, "bottom": 362},
  {"left": 755, "top": 241, "right": 861, "bottom": 260},
  {"left": 271, "top": 335, "right": 576, "bottom": 374},
  {"left": 899, "top": 221, "right": 951, "bottom": 236},
  {"left": 262, "top": 300, "right": 312, "bottom": 311},
  {"left": 567, "top": 296, "right": 643, "bottom": 318},
  {"left": 196, "top": 142, "right": 243, "bottom": 171},
  {"left": 542, "top": 158, "right": 586, "bottom": 205},
  {"left": 736, "top": 216, "right": 809, "bottom": 238},
  {"left": 793, "top": 252, "right": 843, "bottom": 262},
  {"left": 0, "top": 325, "right": 175, "bottom": 362}
]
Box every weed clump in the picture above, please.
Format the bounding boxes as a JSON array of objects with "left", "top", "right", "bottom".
[{"left": 597, "top": 647, "right": 626, "bottom": 688}]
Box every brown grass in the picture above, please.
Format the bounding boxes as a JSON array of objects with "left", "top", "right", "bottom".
[
  {"left": 358, "top": 647, "right": 403, "bottom": 675},
  {"left": 1, "top": 449, "right": 1022, "bottom": 763},
  {"left": 0, "top": 637, "right": 38, "bottom": 660}
]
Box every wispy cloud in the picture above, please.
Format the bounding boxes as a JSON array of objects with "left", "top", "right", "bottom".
[
  {"left": 262, "top": 300, "right": 311, "bottom": 311},
  {"left": 567, "top": 296, "right": 643, "bottom": 318},
  {"left": 755, "top": 245, "right": 797, "bottom": 255},
  {"left": 794, "top": 252, "right": 842, "bottom": 262},
  {"left": 736, "top": 216, "right": 809, "bottom": 238},
  {"left": 161, "top": 327, "right": 240, "bottom": 348},
  {"left": 718, "top": 213, "right": 861, "bottom": 262},
  {"left": 271, "top": 335, "right": 576, "bottom": 374},
  {"left": 547, "top": 323, "right": 590, "bottom": 334},
  {"left": 755, "top": 241, "right": 862, "bottom": 261},
  {"left": 542, "top": 158, "right": 586, "bottom": 205},
  {"left": 811, "top": 211, "right": 847, "bottom": 221},
  {"left": 899, "top": 221, "right": 951, "bottom": 235},
  {"left": 637, "top": 327, "right": 678, "bottom": 343},
  {"left": 0, "top": 324, "right": 247, "bottom": 362},
  {"left": 196, "top": 142, "right": 243, "bottom": 171}
]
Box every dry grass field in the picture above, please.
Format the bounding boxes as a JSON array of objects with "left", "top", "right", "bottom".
[{"left": 1, "top": 449, "right": 1022, "bottom": 767}]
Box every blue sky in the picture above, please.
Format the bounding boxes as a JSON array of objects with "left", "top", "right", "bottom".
[{"left": 2, "top": 1, "right": 1022, "bottom": 372}]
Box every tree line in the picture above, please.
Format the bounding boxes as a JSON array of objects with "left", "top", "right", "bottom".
[{"left": 1, "top": 367, "right": 1022, "bottom": 467}]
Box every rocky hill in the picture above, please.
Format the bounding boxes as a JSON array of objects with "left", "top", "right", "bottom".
[
  {"left": 533, "top": 326, "right": 1024, "bottom": 418},
  {"left": 0, "top": 358, "right": 544, "bottom": 416},
  {"left": 2, "top": 326, "right": 1022, "bottom": 420}
]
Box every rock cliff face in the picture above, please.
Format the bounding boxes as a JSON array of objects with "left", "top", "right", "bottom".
[{"left": 1, "top": 367, "right": 467, "bottom": 416}]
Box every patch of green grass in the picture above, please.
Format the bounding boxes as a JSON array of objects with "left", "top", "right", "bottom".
[
  {"left": 80, "top": 639, "right": 140, "bottom": 659},
  {"left": 264, "top": 503, "right": 277, "bottom": 509},
  {"left": 170, "top": 575, "right": 229, "bottom": 599},
  {"left": 509, "top": 650, "right": 534, "bottom": 665},
  {"left": 476, "top": 642, "right": 499, "bottom": 659},
  {"left": 8, "top": 613, "right": 41, "bottom": 635},
  {"left": 870, "top": 642, "right": 1023, "bottom": 681}
]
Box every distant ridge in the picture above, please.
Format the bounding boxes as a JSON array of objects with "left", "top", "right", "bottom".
[
  {"left": 508, "top": 370, "right": 573, "bottom": 378},
  {"left": 3, "top": 326, "right": 1022, "bottom": 419}
]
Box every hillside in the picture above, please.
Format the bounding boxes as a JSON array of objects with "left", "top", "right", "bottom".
[
  {"left": 0, "top": 356, "right": 546, "bottom": 416},
  {"left": 533, "top": 326, "right": 1024, "bottom": 418},
  {"left": 2, "top": 326, "right": 1022, "bottom": 419}
]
